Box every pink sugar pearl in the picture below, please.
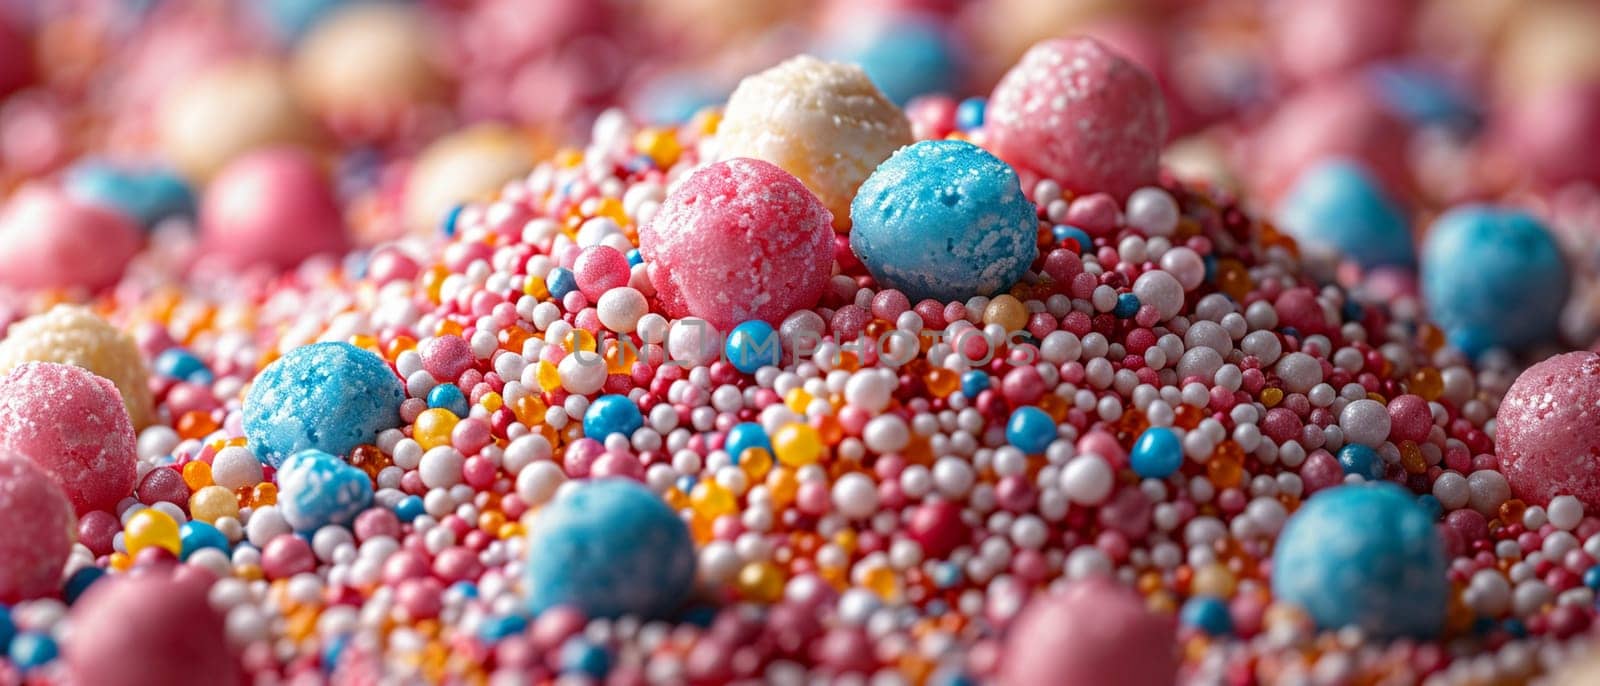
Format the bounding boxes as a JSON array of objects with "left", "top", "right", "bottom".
[
  {"left": 200, "top": 146, "right": 350, "bottom": 270},
  {"left": 1497, "top": 352, "right": 1600, "bottom": 507},
  {"left": 640, "top": 158, "right": 834, "bottom": 332},
  {"left": 1000, "top": 577, "right": 1177, "bottom": 686},
  {"left": 420, "top": 334, "right": 474, "bottom": 382},
  {"left": 0, "top": 456, "right": 74, "bottom": 603},
  {"left": 573, "top": 245, "right": 631, "bottom": 300},
  {"left": 986, "top": 37, "right": 1167, "bottom": 200},
  {"left": 0, "top": 362, "right": 137, "bottom": 514},
  {"left": 0, "top": 184, "right": 141, "bottom": 292},
  {"left": 1387, "top": 394, "right": 1432, "bottom": 444},
  {"left": 66, "top": 571, "right": 241, "bottom": 686}
]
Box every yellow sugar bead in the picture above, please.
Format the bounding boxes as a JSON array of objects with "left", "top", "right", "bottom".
[
  {"left": 739, "top": 447, "right": 773, "bottom": 479},
  {"left": 513, "top": 394, "right": 547, "bottom": 426},
  {"left": 109, "top": 552, "right": 132, "bottom": 571},
  {"left": 784, "top": 388, "right": 812, "bottom": 414},
  {"left": 634, "top": 127, "right": 682, "bottom": 168},
  {"left": 414, "top": 408, "right": 460, "bottom": 450},
  {"left": 736, "top": 561, "right": 785, "bottom": 603},
  {"left": 773, "top": 423, "right": 825, "bottom": 467},
  {"left": 862, "top": 564, "right": 902, "bottom": 602},
  {"left": 767, "top": 468, "right": 798, "bottom": 508},
  {"left": 481, "top": 392, "right": 503, "bottom": 413},
  {"left": 435, "top": 319, "right": 464, "bottom": 338},
  {"left": 125, "top": 508, "right": 181, "bottom": 556},
  {"left": 190, "top": 485, "right": 241, "bottom": 524},
  {"left": 536, "top": 360, "right": 562, "bottom": 392},
  {"left": 982, "top": 294, "right": 1028, "bottom": 334},
  {"left": 690, "top": 480, "right": 738, "bottom": 520},
  {"left": 182, "top": 460, "right": 214, "bottom": 490},
  {"left": 523, "top": 274, "right": 549, "bottom": 299},
  {"left": 1191, "top": 564, "right": 1237, "bottom": 598},
  {"left": 1261, "top": 388, "right": 1283, "bottom": 408}
]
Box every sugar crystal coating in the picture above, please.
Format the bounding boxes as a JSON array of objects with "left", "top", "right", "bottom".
[
  {"left": 243, "top": 342, "right": 406, "bottom": 467},
  {"left": 0, "top": 362, "right": 137, "bottom": 514},
  {"left": 0, "top": 456, "right": 74, "bottom": 603},
  {"left": 0, "top": 305, "right": 154, "bottom": 428}
]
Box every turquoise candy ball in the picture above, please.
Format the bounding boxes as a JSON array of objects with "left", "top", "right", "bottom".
[
  {"left": 1276, "top": 159, "right": 1413, "bottom": 268},
  {"left": 277, "top": 449, "right": 374, "bottom": 532},
  {"left": 63, "top": 161, "right": 195, "bottom": 231},
  {"left": 1271, "top": 483, "right": 1447, "bottom": 638},
  {"left": 583, "top": 395, "right": 644, "bottom": 441},
  {"left": 524, "top": 479, "right": 695, "bottom": 619},
  {"left": 849, "top": 140, "right": 1038, "bottom": 303},
  {"left": 828, "top": 15, "right": 962, "bottom": 106},
  {"left": 243, "top": 342, "right": 407, "bottom": 467},
  {"left": 1420, "top": 205, "right": 1570, "bottom": 357}
]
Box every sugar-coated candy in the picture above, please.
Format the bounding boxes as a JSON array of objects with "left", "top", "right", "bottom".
[
  {"left": 524, "top": 479, "right": 695, "bottom": 619},
  {"left": 986, "top": 37, "right": 1167, "bottom": 199},
  {"left": 1420, "top": 205, "right": 1570, "bottom": 356},
  {"left": 63, "top": 160, "right": 196, "bottom": 231},
  {"left": 849, "top": 139, "right": 1037, "bottom": 302},
  {"left": 716, "top": 55, "right": 913, "bottom": 228},
  {"left": 0, "top": 362, "right": 137, "bottom": 514},
  {"left": 0, "top": 185, "right": 141, "bottom": 292},
  {"left": 65, "top": 571, "right": 240, "bottom": 686},
  {"left": 1276, "top": 159, "right": 1413, "bottom": 269},
  {"left": 201, "top": 147, "right": 351, "bottom": 270},
  {"left": 243, "top": 342, "right": 407, "bottom": 467},
  {"left": 403, "top": 124, "right": 534, "bottom": 235},
  {"left": 0, "top": 305, "right": 153, "bottom": 428},
  {"left": 824, "top": 12, "right": 963, "bottom": 106},
  {"left": 0, "top": 457, "right": 74, "bottom": 604},
  {"left": 640, "top": 158, "right": 834, "bottom": 331},
  {"left": 1495, "top": 352, "right": 1600, "bottom": 508},
  {"left": 1000, "top": 577, "right": 1177, "bottom": 686},
  {"left": 158, "top": 59, "right": 316, "bottom": 180},
  {"left": 1272, "top": 483, "right": 1447, "bottom": 638},
  {"left": 277, "top": 449, "right": 375, "bottom": 532},
  {"left": 290, "top": 2, "right": 446, "bottom": 142}
]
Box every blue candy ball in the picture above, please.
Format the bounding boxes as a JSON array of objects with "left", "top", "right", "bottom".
[
  {"left": 828, "top": 15, "right": 962, "bottom": 105},
  {"left": 583, "top": 395, "right": 644, "bottom": 441},
  {"left": 724, "top": 320, "right": 781, "bottom": 374},
  {"left": 850, "top": 140, "right": 1038, "bottom": 303},
  {"left": 243, "top": 342, "right": 406, "bottom": 467},
  {"left": 179, "top": 520, "right": 231, "bottom": 559},
  {"left": 1336, "top": 444, "right": 1384, "bottom": 481},
  {"left": 8, "top": 632, "right": 56, "bottom": 670},
  {"left": 0, "top": 606, "right": 12, "bottom": 651},
  {"left": 724, "top": 422, "right": 772, "bottom": 464},
  {"left": 1276, "top": 160, "right": 1413, "bottom": 269},
  {"left": 1131, "top": 427, "right": 1182, "bottom": 479},
  {"left": 255, "top": 0, "right": 352, "bottom": 42},
  {"left": 394, "top": 495, "right": 426, "bottom": 522},
  {"left": 955, "top": 97, "right": 986, "bottom": 130},
  {"left": 1180, "top": 596, "right": 1233, "bottom": 636},
  {"left": 960, "top": 370, "right": 989, "bottom": 398},
  {"left": 1005, "top": 406, "right": 1055, "bottom": 455},
  {"left": 1420, "top": 205, "right": 1570, "bottom": 356},
  {"left": 1271, "top": 483, "right": 1448, "bottom": 638},
  {"left": 277, "top": 449, "right": 374, "bottom": 532},
  {"left": 62, "top": 567, "right": 105, "bottom": 605},
  {"left": 524, "top": 479, "right": 695, "bottom": 619},
  {"left": 559, "top": 637, "right": 612, "bottom": 678},
  {"left": 1366, "top": 62, "right": 1480, "bottom": 133},
  {"left": 154, "top": 347, "right": 212, "bottom": 385},
  {"left": 547, "top": 267, "right": 579, "bottom": 300},
  {"left": 63, "top": 160, "right": 195, "bottom": 231},
  {"left": 427, "top": 383, "right": 470, "bottom": 417}
]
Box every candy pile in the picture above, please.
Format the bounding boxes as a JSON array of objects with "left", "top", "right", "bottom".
[{"left": 3, "top": 30, "right": 1600, "bottom": 686}]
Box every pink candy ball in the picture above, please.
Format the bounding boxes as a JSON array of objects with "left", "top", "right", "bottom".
[
  {"left": 573, "top": 245, "right": 631, "bottom": 300},
  {"left": 419, "top": 334, "right": 474, "bottom": 382},
  {"left": 1496, "top": 352, "right": 1600, "bottom": 507},
  {"left": 1000, "top": 577, "right": 1177, "bottom": 686},
  {"left": 986, "top": 37, "right": 1168, "bottom": 200},
  {"left": 0, "top": 456, "right": 73, "bottom": 603},
  {"left": 66, "top": 571, "right": 241, "bottom": 686},
  {"left": 0, "top": 185, "right": 141, "bottom": 292},
  {"left": 640, "top": 158, "right": 834, "bottom": 332},
  {"left": 200, "top": 147, "right": 350, "bottom": 270},
  {"left": 1497, "top": 82, "right": 1600, "bottom": 189},
  {"left": 0, "top": 362, "right": 137, "bottom": 514}
]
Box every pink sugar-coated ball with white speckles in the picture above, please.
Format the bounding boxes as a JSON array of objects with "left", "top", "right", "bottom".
[
  {"left": 999, "top": 577, "right": 1177, "bottom": 686},
  {"left": 0, "top": 362, "right": 137, "bottom": 515},
  {"left": 985, "top": 37, "right": 1168, "bottom": 200},
  {"left": 640, "top": 157, "right": 834, "bottom": 332},
  {"left": 0, "top": 185, "right": 142, "bottom": 293},
  {"left": 0, "top": 455, "right": 74, "bottom": 603},
  {"left": 200, "top": 146, "right": 350, "bottom": 270},
  {"left": 66, "top": 570, "right": 242, "bottom": 686},
  {"left": 1496, "top": 351, "right": 1600, "bottom": 508}
]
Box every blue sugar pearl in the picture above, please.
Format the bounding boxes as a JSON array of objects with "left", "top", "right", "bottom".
[
  {"left": 62, "top": 567, "right": 105, "bottom": 605},
  {"left": 1181, "top": 596, "right": 1233, "bottom": 636},
  {"left": 1272, "top": 483, "right": 1447, "bottom": 638},
  {"left": 243, "top": 342, "right": 406, "bottom": 467},
  {"left": 322, "top": 634, "right": 349, "bottom": 673},
  {"left": 1336, "top": 444, "right": 1385, "bottom": 480},
  {"left": 427, "top": 383, "right": 470, "bottom": 417},
  {"left": 394, "top": 495, "right": 425, "bottom": 522},
  {"left": 675, "top": 475, "right": 697, "bottom": 493},
  {"left": 277, "top": 449, "right": 374, "bottom": 532},
  {"left": 257, "top": 0, "right": 351, "bottom": 41},
  {"left": 1276, "top": 160, "right": 1414, "bottom": 269},
  {"left": 479, "top": 614, "right": 529, "bottom": 642},
  {"left": 956, "top": 97, "right": 987, "bottom": 130},
  {"left": 63, "top": 160, "right": 195, "bottom": 230},
  {"left": 1005, "top": 406, "right": 1055, "bottom": 455},
  {"left": 180, "top": 520, "right": 231, "bottom": 559},
  {"left": 1113, "top": 293, "right": 1141, "bottom": 318},
  {"left": 724, "top": 320, "right": 781, "bottom": 374},
  {"left": 626, "top": 249, "right": 643, "bottom": 267},
  {"left": 1052, "top": 225, "right": 1092, "bottom": 253},
  {"left": 1131, "top": 427, "right": 1182, "bottom": 479},
  {"left": 0, "top": 606, "right": 12, "bottom": 652},
  {"left": 559, "top": 638, "right": 612, "bottom": 678},
  {"left": 9, "top": 632, "right": 56, "bottom": 670},
  {"left": 1504, "top": 618, "right": 1528, "bottom": 638},
  {"left": 547, "top": 268, "right": 579, "bottom": 300},
  {"left": 583, "top": 394, "right": 644, "bottom": 441},
  {"left": 1367, "top": 62, "right": 1480, "bottom": 133},
  {"left": 441, "top": 203, "right": 465, "bottom": 238},
  {"left": 960, "top": 371, "right": 990, "bottom": 398},
  {"left": 1421, "top": 205, "right": 1570, "bottom": 357},
  {"left": 1583, "top": 566, "right": 1600, "bottom": 590},
  {"left": 524, "top": 479, "right": 695, "bottom": 619},
  {"left": 724, "top": 422, "right": 772, "bottom": 464},
  {"left": 154, "top": 347, "right": 212, "bottom": 385},
  {"left": 850, "top": 140, "right": 1038, "bottom": 303}
]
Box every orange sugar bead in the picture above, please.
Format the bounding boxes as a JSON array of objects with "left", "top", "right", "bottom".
[
  {"left": 251, "top": 482, "right": 278, "bottom": 507},
  {"left": 925, "top": 368, "right": 959, "bottom": 397},
  {"left": 177, "top": 410, "right": 219, "bottom": 440},
  {"left": 182, "top": 460, "right": 213, "bottom": 490}
]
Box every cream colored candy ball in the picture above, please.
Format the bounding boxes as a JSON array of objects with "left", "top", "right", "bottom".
[
  {"left": 190, "top": 485, "right": 241, "bottom": 524},
  {"left": 1496, "top": 0, "right": 1600, "bottom": 100},
  {"left": 0, "top": 305, "right": 153, "bottom": 429},
  {"left": 291, "top": 2, "right": 447, "bottom": 127},
  {"left": 716, "top": 55, "right": 912, "bottom": 230},
  {"left": 159, "top": 59, "right": 317, "bottom": 181},
  {"left": 404, "top": 124, "right": 535, "bottom": 236}
]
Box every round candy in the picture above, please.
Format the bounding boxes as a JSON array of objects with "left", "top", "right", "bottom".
[
  {"left": 1271, "top": 483, "right": 1447, "bottom": 638},
  {"left": 201, "top": 146, "right": 350, "bottom": 270},
  {"left": 277, "top": 449, "right": 375, "bottom": 532},
  {"left": 243, "top": 342, "right": 407, "bottom": 467},
  {"left": 1275, "top": 159, "right": 1413, "bottom": 269},
  {"left": 0, "top": 457, "right": 74, "bottom": 603},
  {"left": 724, "top": 321, "right": 781, "bottom": 375},
  {"left": 640, "top": 158, "right": 834, "bottom": 331},
  {"left": 1131, "top": 427, "right": 1182, "bottom": 479},
  {"left": 1497, "top": 82, "right": 1600, "bottom": 189},
  {"left": 63, "top": 161, "right": 196, "bottom": 231},
  {"left": 849, "top": 139, "right": 1037, "bottom": 302},
  {"left": 65, "top": 571, "right": 241, "bottom": 686},
  {"left": 583, "top": 395, "right": 644, "bottom": 441},
  {"left": 823, "top": 12, "right": 963, "bottom": 106},
  {"left": 290, "top": 2, "right": 447, "bottom": 142},
  {"left": 1000, "top": 577, "right": 1177, "bottom": 686},
  {"left": 1247, "top": 77, "right": 1409, "bottom": 206},
  {"left": 1005, "top": 406, "right": 1055, "bottom": 455},
  {"left": 0, "top": 305, "right": 154, "bottom": 428},
  {"left": 986, "top": 37, "right": 1167, "bottom": 200},
  {"left": 0, "top": 184, "right": 142, "bottom": 292},
  {"left": 158, "top": 59, "right": 317, "bottom": 181},
  {"left": 1420, "top": 206, "right": 1570, "bottom": 356},
  {"left": 524, "top": 479, "right": 695, "bottom": 619},
  {"left": 716, "top": 55, "right": 913, "bottom": 228},
  {"left": 1495, "top": 351, "right": 1600, "bottom": 508},
  {"left": 0, "top": 362, "right": 137, "bottom": 514},
  {"left": 404, "top": 125, "right": 534, "bottom": 236}
]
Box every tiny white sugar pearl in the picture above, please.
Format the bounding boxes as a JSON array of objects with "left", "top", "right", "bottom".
[
  {"left": 1548, "top": 495, "right": 1584, "bottom": 531},
  {"left": 1126, "top": 187, "right": 1179, "bottom": 237}
]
